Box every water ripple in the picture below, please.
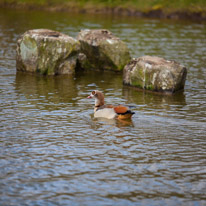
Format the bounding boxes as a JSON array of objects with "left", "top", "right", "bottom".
[{"left": 0, "top": 8, "right": 206, "bottom": 206}]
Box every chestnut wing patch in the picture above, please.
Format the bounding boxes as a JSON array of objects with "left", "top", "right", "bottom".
[{"left": 114, "top": 105, "right": 128, "bottom": 114}]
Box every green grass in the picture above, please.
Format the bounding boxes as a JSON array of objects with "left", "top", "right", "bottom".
[{"left": 1, "top": 0, "right": 206, "bottom": 12}]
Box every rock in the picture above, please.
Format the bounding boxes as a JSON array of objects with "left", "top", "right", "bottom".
[
  {"left": 123, "top": 56, "right": 187, "bottom": 93},
  {"left": 77, "top": 29, "right": 131, "bottom": 71},
  {"left": 16, "top": 29, "right": 80, "bottom": 75},
  {"left": 76, "top": 53, "right": 91, "bottom": 70}
]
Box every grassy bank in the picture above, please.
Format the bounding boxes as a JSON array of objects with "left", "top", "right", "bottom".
[{"left": 1, "top": 0, "right": 206, "bottom": 21}]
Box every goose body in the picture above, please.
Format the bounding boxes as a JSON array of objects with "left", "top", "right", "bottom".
[{"left": 87, "top": 90, "right": 135, "bottom": 120}]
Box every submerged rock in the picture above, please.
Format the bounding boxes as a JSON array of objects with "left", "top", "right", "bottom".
[
  {"left": 123, "top": 56, "right": 187, "bottom": 94},
  {"left": 77, "top": 29, "right": 131, "bottom": 71},
  {"left": 16, "top": 29, "right": 80, "bottom": 75}
]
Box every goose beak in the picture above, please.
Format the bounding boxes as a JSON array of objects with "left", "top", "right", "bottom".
[{"left": 87, "top": 95, "right": 92, "bottom": 99}]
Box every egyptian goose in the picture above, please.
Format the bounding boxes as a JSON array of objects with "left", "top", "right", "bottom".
[{"left": 87, "top": 90, "right": 135, "bottom": 120}]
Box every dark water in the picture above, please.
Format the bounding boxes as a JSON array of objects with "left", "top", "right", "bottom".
[{"left": 0, "top": 8, "right": 206, "bottom": 206}]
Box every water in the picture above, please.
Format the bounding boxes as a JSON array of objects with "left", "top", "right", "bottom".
[{"left": 0, "top": 8, "right": 206, "bottom": 206}]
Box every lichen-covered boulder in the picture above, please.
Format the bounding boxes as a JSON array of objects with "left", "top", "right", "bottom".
[
  {"left": 16, "top": 29, "right": 80, "bottom": 75},
  {"left": 77, "top": 29, "right": 131, "bottom": 71},
  {"left": 123, "top": 56, "right": 187, "bottom": 93}
]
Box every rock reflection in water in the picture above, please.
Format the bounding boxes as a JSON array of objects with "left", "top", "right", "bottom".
[{"left": 15, "top": 72, "right": 78, "bottom": 107}]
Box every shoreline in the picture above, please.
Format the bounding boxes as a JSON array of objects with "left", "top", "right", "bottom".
[{"left": 0, "top": 1, "right": 206, "bottom": 22}]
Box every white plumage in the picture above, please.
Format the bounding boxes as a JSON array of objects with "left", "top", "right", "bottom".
[{"left": 94, "top": 108, "right": 117, "bottom": 119}]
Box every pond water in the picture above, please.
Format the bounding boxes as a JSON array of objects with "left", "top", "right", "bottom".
[{"left": 0, "top": 8, "right": 206, "bottom": 206}]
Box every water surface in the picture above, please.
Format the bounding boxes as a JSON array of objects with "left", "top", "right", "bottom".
[{"left": 0, "top": 8, "right": 206, "bottom": 206}]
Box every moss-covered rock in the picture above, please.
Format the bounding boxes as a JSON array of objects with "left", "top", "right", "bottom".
[
  {"left": 16, "top": 29, "right": 80, "bottom": 75},
  {"left": 77, "top": 29, "right": 131, "bottom": 71},
  {"left": 123, "top": 56, "right": 187, "bottom": 94}
]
